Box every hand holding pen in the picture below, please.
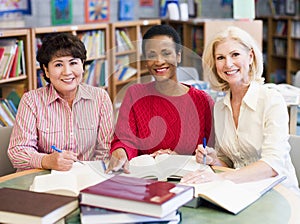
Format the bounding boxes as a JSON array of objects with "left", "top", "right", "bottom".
[
  {"left": 51, "top": 145, "right": 84, "bottom": 165},
  {"left": 195, "top": 139, "right": 217, "bottom": 166},
  {"left": 202, "top": 138, "right": 207, "bottom": 165}
]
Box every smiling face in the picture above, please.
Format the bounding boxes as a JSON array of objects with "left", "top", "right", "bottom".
[
  {"left": 214, "top": 38, "right": 253, "bottom": 87},
  {"left": 144, "top": 35, "right": 181, "bottom": 82},
  {"left": 44, "top": 56, "right": 84, "bottom": 100}
]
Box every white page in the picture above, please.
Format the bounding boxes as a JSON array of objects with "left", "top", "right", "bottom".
[
  {"left": 30, "top": 161, "right": 112, "bottom": 196},
  {"left": 125, "top": 154, "right": 210, "bottom": 180}
]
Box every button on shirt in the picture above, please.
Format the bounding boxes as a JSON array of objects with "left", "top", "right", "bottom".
[
  {"left": 8, "top": 83, "right": 114, "bottom": 171},
  {"left": 214, "top": 81, "right": 299, "bottom": 191}
]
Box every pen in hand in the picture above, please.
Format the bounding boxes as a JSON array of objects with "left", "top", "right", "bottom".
[
  {"left": 202, "top": 137, "right": 207, "bottom": 166},
  {"left": 51, "top": 145, "right": 62, "bottom": 153},
  {"left": 51, "top": 145, "right": 85, "bottom": 165}
]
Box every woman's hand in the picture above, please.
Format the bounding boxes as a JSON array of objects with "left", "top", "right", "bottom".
[
  {"left": 195, "top": 144, "right": 217, "bottom": 165},
  {"left": 180, "top": 169, "right": 224, "bottom": 184},
  {"left": 42, "top": 150, "right": 77, "bottom": 171},
  {"left": 106, "top": 148, "right": 129, "bottom": 174},
  {"left": 150, "top": 148, "right": 177, "bottom": 158}
]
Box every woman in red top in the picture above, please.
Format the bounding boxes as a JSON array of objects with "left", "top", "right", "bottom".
[{"left": 107, "top": 25, "right": 214, "bottom": 173}]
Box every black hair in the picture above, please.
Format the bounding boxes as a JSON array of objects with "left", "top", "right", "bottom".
[
  {"left": 36, "top": 33, "right": 87, "bottom": 83},
  {"left": 142, "top": 24, "right": 182, "bottom": 56}
]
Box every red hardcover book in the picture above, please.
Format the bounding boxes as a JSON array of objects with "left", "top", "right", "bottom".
[
  {"left": 0, "top": 47, "right": 5, "bottom": 62},
  {"left": 0, "top": 188, "right": 78, "bottom": 224},
  {"left": 8, "top": 45, "right": 19, "bottom": 78},
  {"left": 80, "top": 175, "right": 194, "bottom": 218}
]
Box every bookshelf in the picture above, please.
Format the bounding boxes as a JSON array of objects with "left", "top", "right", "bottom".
[
  {"left": 258, "top": 16, "right": 300, "bottom": 84},
  {"left": 0, "top": 28, "right": 32, "bottom": 95},
  {"left": 162, "top": 19, "right": 263, "bottom": 81},
  {"left": 109, "top": 19, "right": 161, "bottom": 103},
  {"left": 0, "top": 29, "right": 32, "bottom": 127},
  {"left": 30, "top": 23, "right": 110, "bottom": 91}
]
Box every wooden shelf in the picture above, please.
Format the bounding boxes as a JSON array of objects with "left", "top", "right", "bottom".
[
  {"left": 0, "top": 28, "right": 32, "bottom": 97},
  {"left": 109, "top": 19, "right": 161, "bottom": 102},
  {"left": 30, "top": 23, "right": 110, "bottom": 90},
  {"left": 258, "top": 16, "right": 300, "bottom": 84}
]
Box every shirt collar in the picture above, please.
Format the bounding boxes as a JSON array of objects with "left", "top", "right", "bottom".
[
  {"left": 47, "top": 83, "right": 94, "bottom": 105},
  {"left": 222, "top": 81, "right": 259, "bottom": 111}
]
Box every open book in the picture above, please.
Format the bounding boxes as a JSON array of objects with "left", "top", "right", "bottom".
[
  {"left": 186, "top": 175, "right": 286, "bottom": 214},
  {"left": 30, "top": 161, "right": 111, "bottom": 197},
  {"left": 123, "top": 154, "right": 213, "bottom": 181}
]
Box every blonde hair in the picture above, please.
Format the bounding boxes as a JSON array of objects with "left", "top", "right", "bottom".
[{"left": 202, "top": 26, "right": 264, "bottom": 91}]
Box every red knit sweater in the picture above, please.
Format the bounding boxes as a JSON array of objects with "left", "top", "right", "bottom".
[{"left": 111, "top": 82, "right": 214, "bottom": 160}]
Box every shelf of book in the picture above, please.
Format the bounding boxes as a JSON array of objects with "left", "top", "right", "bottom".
[
  {"left": 0, "top": 28, "right": 32, "bottom": 127},
  {"left": 109, "top": 19, "right": 161, "bottom": 104},
  {"left": 258, "top": 16, "right": 300, "bottom": 84},
  {"left": 30, "top": 23, "right": 110, "bottom": 91}
]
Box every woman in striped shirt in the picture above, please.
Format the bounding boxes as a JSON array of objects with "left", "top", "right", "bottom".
[{"left": 8, "top": 33, "right": 114, "bottom": 171}]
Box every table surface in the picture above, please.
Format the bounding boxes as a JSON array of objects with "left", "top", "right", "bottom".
[{"left": 1, "top": 169, "right": 300, "bottom": 224}]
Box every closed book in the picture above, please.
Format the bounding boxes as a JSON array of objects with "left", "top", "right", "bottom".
[
  {"left": 0, "top": 188, "right": 78, "bottom": 224},
  {"left": 80, "top": 175, "right": 194, "bottom": 218},
  {"left": 80, "top": 205, "right": 181, "bottom": 224}
]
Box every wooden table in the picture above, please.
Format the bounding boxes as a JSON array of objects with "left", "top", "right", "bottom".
[{"left": 1, "top": 169, "right": 300, "bottom": 224}]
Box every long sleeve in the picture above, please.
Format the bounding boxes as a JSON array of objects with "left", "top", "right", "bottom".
[
  {"left": 110, "top": 82, "right": 214, "bottom": 160},
  {"left": 93, "top": 90, "right": 114, "bottom": 161},
  {"left": 8, "top": 84, "right": 114, "bottom": 171}
]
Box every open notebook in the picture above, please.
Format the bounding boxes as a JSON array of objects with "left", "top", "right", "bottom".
[{"left": 30, "top": 161, "right": 111, "bottom": 197}]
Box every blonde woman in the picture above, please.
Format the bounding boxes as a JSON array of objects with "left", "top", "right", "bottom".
[{"left": 181, "top": 26, "right": 299, "bottom": 194}]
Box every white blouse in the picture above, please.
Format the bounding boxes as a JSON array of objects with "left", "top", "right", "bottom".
[{"left": 214, "top": 81, "right": 299, "bottom": 192}]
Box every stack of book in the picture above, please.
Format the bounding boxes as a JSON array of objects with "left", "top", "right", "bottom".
[{"left": 79, "top": 175, "right": 194, "bottom": 223}]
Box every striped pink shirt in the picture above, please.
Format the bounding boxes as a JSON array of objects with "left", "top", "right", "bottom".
[{"left": 8, "top": 83, "right": 114, "bottom": 171}]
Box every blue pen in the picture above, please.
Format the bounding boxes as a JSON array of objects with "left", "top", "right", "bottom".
[
  {"left": 51, "top": 145, "right": 62, "bottom": 153},
  {"left": 202, "top": 138, "right": 207, "bottom": 165},
  {"left": 51, "top": 145, "right": 84, "bottom": 165},
  {"left": 101, "top": 160, "right": 107, "bottom": 172}
]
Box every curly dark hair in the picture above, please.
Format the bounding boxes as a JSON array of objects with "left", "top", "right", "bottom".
[
  {"left": 142, "top": 24, "right": 182, "bottom": 56},
  {"left": 36, "top": 33, "right": 87, "bottom": 83}
]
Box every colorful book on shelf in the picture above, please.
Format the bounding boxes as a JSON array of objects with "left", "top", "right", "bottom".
[
  {"left": 119, "top": 29, "right": 135, "bottom": 50},
  {"left": 80, "top": 205, "right": 181, "bottom": 224},
  {"left": 30, "top": 161, "right": 111, "bottom": 197},
  {"left": 123, "top": 154, "right": 213, "bottom": 181},
  {"left": 115, "top": 29, "right": 130, "bottom": 52},
  {"left": 182, "top": 175, "right": 286, "bottom": 215},
  {"left": 15, "top": 40, "right": 24, "bottom": 77},
  {"left": 0, "top": 40, "right": 17, "bottom": 79},
  {"left": 100, "top": 60, "right": 107, "bottom": 87},
  {"left": 0, "top": 100, "right": 14, "bottom": 126},
  {"left": 2, "top": 87, "right": 22, "bottom": 109},
  {"left": 8, "top": 44, "right": 19, "bottom": 78},
  {"left": 0, "top": 188, "right": 78, "bottom": 224},
  {"left": 0, "top": 98, "right": 17, "bottom": 117},
  {"left": 0, "top": 47, "right": 5, "bottom": 64},
  {"left": 0, "top": 115, "right": 8, "bottom": 126},
  {"left": 79, "top": 175, "right": 194, "bottom": 218},
  {"left": 118, "top": 66, "right": 137, "bottom": 81}
]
